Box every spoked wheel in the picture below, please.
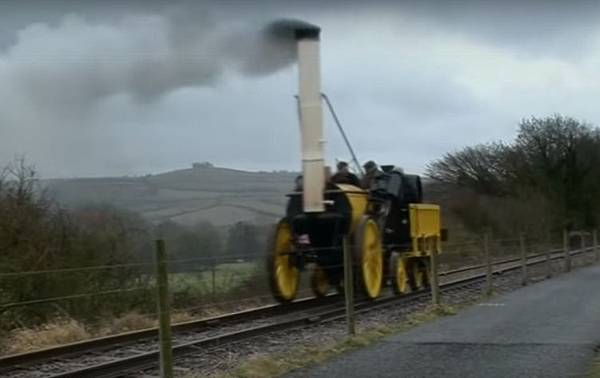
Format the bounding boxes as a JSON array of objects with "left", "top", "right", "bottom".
[
  {"left": 419, "top": 258, "right": 431, "bottom": 289},
  {"left": 391, "top": 253, "right": 412, "bottom": 295},
  {"left": 353, "top": 216, "right": 384, "bottom": 300},
  {"left": 310, "top": 265, "right": 330, "bottom": 298},
  {"left": 411, "top": 258, "right": 431, "bottom": 291},
  {"left": 412, "top": 260, "right": 425, "bottom": 290},
  {"left": 267, "top": 218, "right": 300, "bottom": 303}
]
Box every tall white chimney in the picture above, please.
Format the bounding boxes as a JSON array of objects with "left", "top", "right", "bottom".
[{"left": 295, "top": 26, "right": 325, "bottom": 213}]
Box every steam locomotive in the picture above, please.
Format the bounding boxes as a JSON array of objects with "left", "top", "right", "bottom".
[{"left": 266, "top": 23, "right": 442, "bottom": 302}]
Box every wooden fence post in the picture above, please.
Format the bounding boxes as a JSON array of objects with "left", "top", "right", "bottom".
[
  {"left": 545, "top": 243, "right": 552, "bottom": 279},
  {"left": 519, "top": 233, "right": 528, "bottom": 286},
  {"left": 155, "top": 240, "right": 174, "bottom": 378},
  {"left": 563, "top": 229, "right": 571, "bottom": 273},
  {"left": 484, "top": 233, "right": 493, "bottom": 297},
  {"left": 544, "top": 230, "right": 552, "bottom": 279},
  {"left": 579, "top": 233, "right": 587, "bottom": 264},
  {"left": 343, "top": 236, "right": 355, "bottom": 336},
  {"left": 430, "top": 236, "right": 441, "bottom": 307},
  {"left": 594, "top": 230, "right": 599, "bottom": 262},
  {"left": 211, "top": 260, "right": 216, "bottom": 301}
]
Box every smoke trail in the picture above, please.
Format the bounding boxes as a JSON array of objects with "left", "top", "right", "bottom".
[
  {"left": 232, "top": 19, "right": 320, "bottom": 76},
  {"left": 0, "top": 7, "right": 321, "bottom": 176},
  {"left": 2, "top": 11, "right": 318, "bottom": 110}
]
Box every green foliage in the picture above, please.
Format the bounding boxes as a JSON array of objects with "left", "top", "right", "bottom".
[
  {"left": 0, "top": 158, "right": 154, "bottom": 329},
  {"left": 154, "top": 220, "right": 223, "bottom": 273},
  {"left": 168, "top": 262, "right": 263, "bottom": 308},
  {"left": 0, "top": 158, "right": 273, "bottom": 332},
  {"left": 427, "top": 115, "right": 600, "bottom": 235},
  {"left": 226, "top": 221, "right": 261, "bottom": 259}
]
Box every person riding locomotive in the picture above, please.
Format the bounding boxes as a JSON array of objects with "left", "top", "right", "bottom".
[
  {"left": 267, "top": 24, "right": 442, "bottom": 303},
  {"left": 330, "top": 161, "right": 361, "bottom": 187},
  {"left": 361, "top": 160, "right": 384, "bottom": 189}
]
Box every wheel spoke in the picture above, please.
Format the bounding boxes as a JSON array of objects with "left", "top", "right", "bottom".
[
  {"left": 357, "top": 218, "right": 383, "bottom": 299},
  {"left": 395, "top": 257, "right": 411, "bottom": 295},
  {"left": 270, "top": 220, "right": 299, "bottom": 301}
]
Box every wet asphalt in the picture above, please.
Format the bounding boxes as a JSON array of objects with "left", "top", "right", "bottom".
[{"left": 287, "top": 265, "right": 600, "bottom": 378}]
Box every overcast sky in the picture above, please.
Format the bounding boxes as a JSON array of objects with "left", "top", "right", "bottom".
[{"left": 1, "top": 0, "right": 600, "bottom": 178}]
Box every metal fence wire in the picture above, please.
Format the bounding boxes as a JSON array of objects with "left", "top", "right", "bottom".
[{"left": 0, "top": 228, "right": 598, "bottom": 347}]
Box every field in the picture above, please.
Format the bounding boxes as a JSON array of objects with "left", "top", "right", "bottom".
[
  {"left": 44, "top": 165, "right": 296, "bottom": 226},
  {"left": 169, "top": 262, "right": 260, "bottom": 298},
  {"left": 0, "top": 260, "right": 267, "bottom": 355}
]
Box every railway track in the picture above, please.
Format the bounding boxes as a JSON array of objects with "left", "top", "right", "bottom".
[
  {"left": 0, "top": 295, "right": 341, "bottom": 373},
  {"left": 2, "top": 246, "right": 594, "bottom": 378}
]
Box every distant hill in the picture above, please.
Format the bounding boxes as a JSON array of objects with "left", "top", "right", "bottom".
[{"left": 44, "top": 166, "right": 298, "bottom": 227}]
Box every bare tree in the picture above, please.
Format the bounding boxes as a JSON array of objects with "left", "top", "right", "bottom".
[{"left": 427, "top": 115, "right": 600, "bottom": 233}]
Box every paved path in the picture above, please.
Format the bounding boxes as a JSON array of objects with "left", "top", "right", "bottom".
[{"left": 287, "top": 265, "right": 600, "bottom": 378}]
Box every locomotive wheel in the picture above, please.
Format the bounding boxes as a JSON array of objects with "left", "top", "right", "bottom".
[
  {"left": 411, "top": 258, "right": 431, "bottom": 291},
  {"left": 354, "top": 216, "right": 384, "bottom": 299},
  {"left": 420, "top": 259, "right": 431, "bottom": 288},
  {"left": 412, "top": 260, "right": 425, "bottom": 290},
  {"left": 267, "top": 218, "right": 299, "bottom": 303},
  {"left": 310, "top": 265, "right": 330, "bottom": 297},
  {"left": 391, "top": 253, "right": 412, "bottom": 295}
]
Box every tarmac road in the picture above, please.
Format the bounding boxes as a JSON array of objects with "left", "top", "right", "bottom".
[{"left": 287, "top": 265, "right": 600, "bottom": 378}]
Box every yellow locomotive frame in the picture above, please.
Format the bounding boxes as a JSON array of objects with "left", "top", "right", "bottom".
[{"left": 269, "top": 185, "right": 443, "bottom": 302}]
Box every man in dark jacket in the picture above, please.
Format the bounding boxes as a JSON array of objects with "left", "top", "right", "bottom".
[
  {"left": 330, "top": 161, "right": 361, "bottom": 187},
  {"left": 361, "top": 160, "right": 383, "bottom": 189}
]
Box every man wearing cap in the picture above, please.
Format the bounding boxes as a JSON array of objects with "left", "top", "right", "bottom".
[
  {"left": 361, "top": 160, "right": 383, "bottom": 189},
  {"left": 330, "top": 161, "right": 361, "bottom": 187}
]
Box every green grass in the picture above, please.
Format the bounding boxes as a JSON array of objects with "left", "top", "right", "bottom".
[
  {"left": 169, "top": 262, "right": 259, "bottom": 297},
  {"left": 589, "top": 353, "right": 600, "bottom": 378}
]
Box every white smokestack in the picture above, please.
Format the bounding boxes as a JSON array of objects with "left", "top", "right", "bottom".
[{"left": 296, "top": 26, "right": 325, "bottom": 213}]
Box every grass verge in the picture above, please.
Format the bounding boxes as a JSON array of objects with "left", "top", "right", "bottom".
[
  {"left": 207, "top": 304, "right": 458, "bottom": 378},
  {"left": 1, "top": 319, "right": 90, "bottom": 355},
  {"left": 589, "top": 352, "right": 600, "bottom": 378},
  {"left": 0, "top": 310, "right": 197, "bottom": 355}
]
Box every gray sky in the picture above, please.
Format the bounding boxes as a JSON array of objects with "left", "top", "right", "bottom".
[{"left": 1, "top": 0, "right": 600, "bottom": 178}]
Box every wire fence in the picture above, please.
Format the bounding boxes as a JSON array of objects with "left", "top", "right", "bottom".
[{"left": 0, "top": 228, "right": 598, "bottom": 354}]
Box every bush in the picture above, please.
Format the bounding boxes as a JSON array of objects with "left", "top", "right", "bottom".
[
  {"left": 427, "top": 115, "right": 600, "bottom": 237},
  {"left": 0, "top": 158, "right": 154, "bottom": 329}
]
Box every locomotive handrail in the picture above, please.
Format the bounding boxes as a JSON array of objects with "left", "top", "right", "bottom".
[{"left": 321, "top": 93, "right": 363, "bottom": 175}]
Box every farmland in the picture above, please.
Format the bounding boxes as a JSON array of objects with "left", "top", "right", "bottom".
[{"left": 44, "top": 165, "right": 297, "bottom": 226}]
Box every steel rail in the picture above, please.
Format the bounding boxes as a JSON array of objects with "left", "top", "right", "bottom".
[
  {"left": 44, "top": 247, "right": 595, "bottom": 378},
  {"left": 0, "top": 295, "right": 340, "bottom": 369},
  {"left": 0, "top": 250, "right": 526, "bottom": 369},
  {"left": 46, "top": 274, "right": 487, "bottom": 378},
  {"left": 3, "top": 246, "right": 594, "bottom": 377}
]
